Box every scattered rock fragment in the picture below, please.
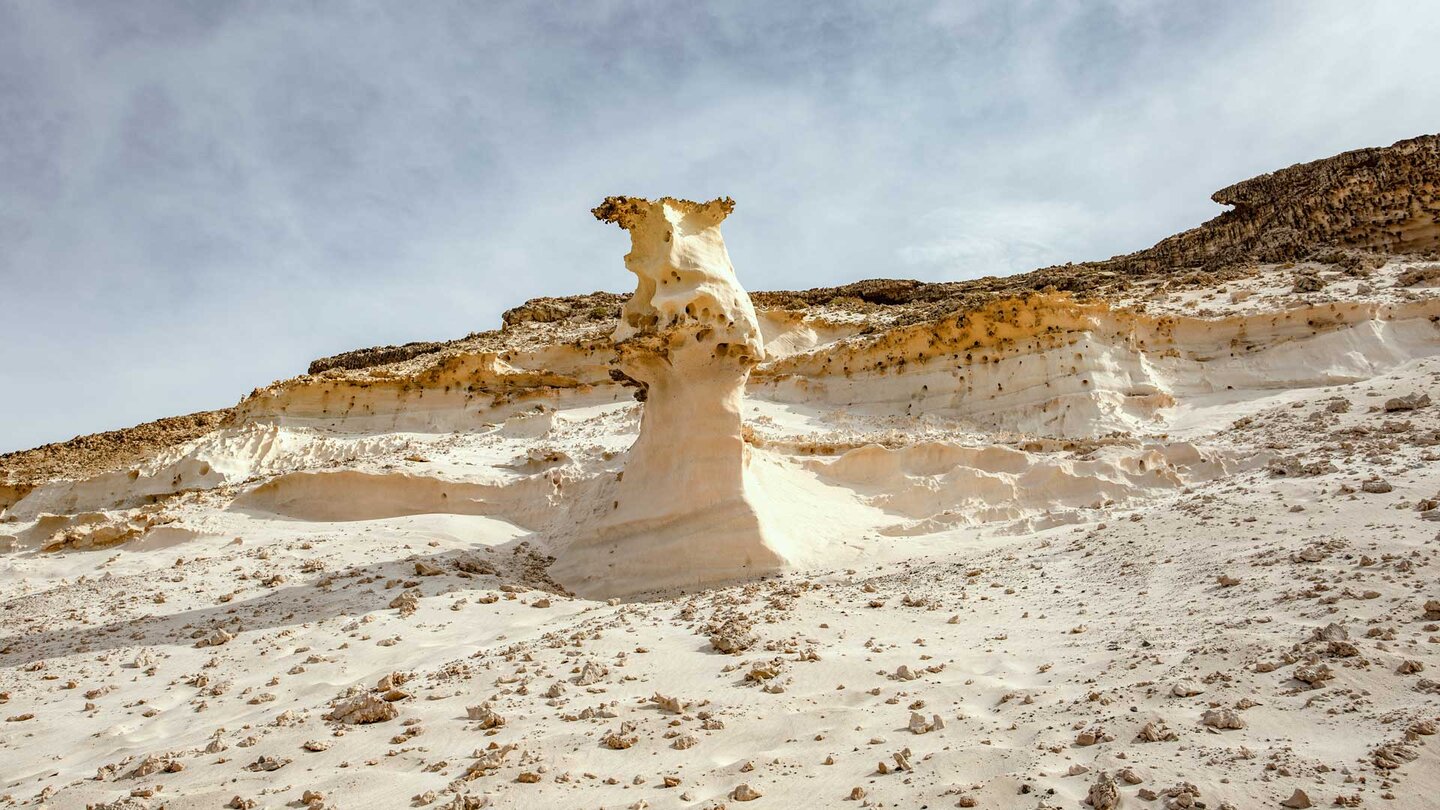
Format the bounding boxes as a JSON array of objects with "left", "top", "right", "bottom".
[
  {"left": 195, "top": 628, "right": 233, "bottom": 648},
  {"left": 1280, "top": 788, "right": 1313, "bottom": 808},
  {"left": 575, "top": 660, "right": 609, "bottom": 686},
  {"left": 1383, "top": 392, "right": 1430, "bottom": 412},
  {"left": 1136, "top": 721, "right": 1178, "bottom": 742},
  {"left": 390, "top": 590, "right": 420, "bottom": 616},
  {"left": 1293, "top": 664, "right": 1334, "bottom": 687},
  {"left": 709, "top": 617, "right": 758, "bottom": 654},
  {"left": 245, "top": 755, "right": 290, "bottom": 772},
  {"left": 1087, "top": 775, "right": 1120, "bottom": 810},
  {"left": 1201, "top": 708, "right": 1246, "bottom": 730},
  {"left": 1075, "top": 725, "right": 1114, "bottom": 746},
  {"left": 730, "top": 783, "right": 763, "bottom": 802},
  {"left": 1372, "top": 741, "right": 1419, "bottom": 770},
  {"left": 1170, "top": 681, "right": 1205, "bottom": 698},
  {"left": 467, "top": 703, "right": 505, "bottom": 729},
  {"left": 907, "top": 712, "right": 945, "bottom": 734},
  {"left": 326, "top": 694, "right": 398, "bottom": 725},
  {"left": 603, "top": 722, "right": 638, "bottom": 750}
]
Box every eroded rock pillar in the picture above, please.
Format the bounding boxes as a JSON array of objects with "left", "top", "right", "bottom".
[{"left": 553, "top": 196, "right": 786, "bottom": 598}]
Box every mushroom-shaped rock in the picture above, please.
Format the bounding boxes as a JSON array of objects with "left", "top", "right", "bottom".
[{"left": 553, "top": 197, "right": 788, "bottom": 598}]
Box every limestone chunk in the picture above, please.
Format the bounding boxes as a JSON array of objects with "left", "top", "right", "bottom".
[
  {"left": 390, "top": 590, "right": 419, "bottom": 616},
  {"left": 1075, "top": 725, "right": 1114, "bottom": 746},
  {"left": 1170, "top": 681, "right": 1205, "bottom": 697},
  {"left": 466, "top": 704, "right": 505, "bottom": 729},
  {"left": 245, "top": 755, "right": 290, "bottom": 772},
  {"left": 730, "top": 783, "right": 763, "bottom": 802},
  {"left": 709, "top": 617, "right": 758, "bottom": 654},
  {"left": 1293, "top": 664, "right": 1334, "bottom": 686},
  {"left": 1383, "top": 392, "right": 1430, "bottom": 411},
  {"left": 1201, "top": 708, "right": 1246, "bottom": 729},
  {"left": 575, "top": 660, "right": 609, "bottom": 686},
  {"left": 1087, "top": 776, "right": 1120, "bottom": 810},
  {"left": 603, "top": 724, "right": 638, "bottom": 750},
  {"left": 1280, "top": 788, "right": 1313, "bottom": 808},
  {"left": 195, "top": 628, "right": 233, "bottom": 648},
  {"left": 1136, "top": 721, "right": 1178, "bottom": 742},
  {"left": 327, "top": 694, "right": 397, "bottom": 725}
]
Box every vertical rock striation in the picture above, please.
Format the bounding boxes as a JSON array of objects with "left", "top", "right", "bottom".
[{"left": 552, "top": 196, "right": 787, "bottom": 597}]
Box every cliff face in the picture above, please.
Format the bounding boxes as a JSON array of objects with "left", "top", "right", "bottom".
[{"left": 1156, "top": 133, "right": 1440, "bottom": 268}]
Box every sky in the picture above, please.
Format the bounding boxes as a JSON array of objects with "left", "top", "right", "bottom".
[{"left": 3, "top": 1, "right": 1439, "bottom": 453}]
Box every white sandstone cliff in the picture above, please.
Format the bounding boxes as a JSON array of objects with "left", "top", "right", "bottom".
[{"left": 551, "top": 196, "right": 788, "bottom": 597}]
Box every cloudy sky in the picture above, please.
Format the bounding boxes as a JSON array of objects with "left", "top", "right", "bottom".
[{"left": 3, "top": 1, "right": 1439, "bottom": 453}]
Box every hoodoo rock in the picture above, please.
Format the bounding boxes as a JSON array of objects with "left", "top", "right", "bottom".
[{"left": 550, "top": 196, "right": 789, "bottom": 597}]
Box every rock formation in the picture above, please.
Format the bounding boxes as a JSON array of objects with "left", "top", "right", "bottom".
[
  {"left": 4, "top": 135, "right": 1440, "bottom": 809},
  {"left": 1139, "top": 133, "right": 1440, "bottom": 271},
  {"left": 551, "top": 196, "right": 787, "bottom": 597}
]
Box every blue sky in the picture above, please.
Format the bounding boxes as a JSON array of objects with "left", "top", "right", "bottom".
[{"left": 3, "top": 1, "right": 1439, "bottom": 452}]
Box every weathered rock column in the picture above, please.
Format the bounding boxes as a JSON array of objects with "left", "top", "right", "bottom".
[{"left": 553, "top": 196, "right": 787, "bottom": 598}]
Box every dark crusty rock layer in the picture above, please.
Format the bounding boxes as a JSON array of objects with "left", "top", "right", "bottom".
[{"left": 0, "top": 409, "right": 235, "bottom": 493}]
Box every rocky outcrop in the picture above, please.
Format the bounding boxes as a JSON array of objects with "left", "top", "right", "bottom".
[
  {"left": 0, "top": 409, "right": 234, "bottom": 489},
  {"left": 500, "top": 293, "right": 625, "bottom": 327},
  {"left": 1146, "top": 133, "right": 1440, "bottom": 270},
  {"left": 551, "top": 196, "right": 788, "bottom": 597},
  {"left": 40, "top": 505, "right": 176, "bottom": 552},
  {"left": 308, "top": 340, "right": 449, "bottom": 375}
]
